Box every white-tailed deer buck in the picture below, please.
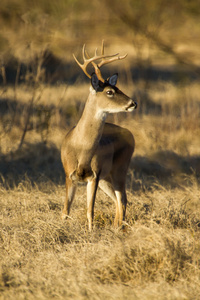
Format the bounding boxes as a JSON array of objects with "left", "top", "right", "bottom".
[{"left": 61, "top": 42, "right": 137, "bottom": 230}]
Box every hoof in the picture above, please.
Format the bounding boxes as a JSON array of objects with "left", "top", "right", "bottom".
[{"left": 61, "top": 213, "right": 68, "bottom": 221}]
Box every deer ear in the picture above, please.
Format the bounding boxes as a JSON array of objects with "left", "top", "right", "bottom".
[
  {"left": 91, "top": 73, "right": 100, "bottom": 91},
  {"left": 108, "top": 73, "right": 118, "bottom": 86}
]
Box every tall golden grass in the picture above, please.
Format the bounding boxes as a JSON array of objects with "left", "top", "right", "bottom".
[
  {"left": 0, "top": 1, "right": 200, "bottom": 297},
  {"left": 0, "top": 71, "right": 200, "bottom": 299}
]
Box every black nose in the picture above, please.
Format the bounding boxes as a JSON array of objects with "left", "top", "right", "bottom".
[{"left": 133, "top": 101, "right": 137, "bottom": 109}]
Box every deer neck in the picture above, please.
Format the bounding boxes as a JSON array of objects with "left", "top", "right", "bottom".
[
  {"left": 69, "top": 90, "right": 108, "bottom": 182},
  {"left": 75, "top": 91, "right": 107, "bottom": 153}
]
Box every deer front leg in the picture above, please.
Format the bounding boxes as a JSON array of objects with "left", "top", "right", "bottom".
[
  {"left": 87, "top": 177, "right": 99, "bottom": 231},
  {"left": 62, "top": 176, "right": 76, "bottom": 220}
]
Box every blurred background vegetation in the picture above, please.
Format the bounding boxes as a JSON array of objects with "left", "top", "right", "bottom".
[
  {"left": 0, "top": 0, "right": 200, "bottom": 186},
  {"left": 1, "top": 3, "right": 200, "bottom": 299},
  {"left": 0, "top": 0, "right": 200, "bottom": 83}
]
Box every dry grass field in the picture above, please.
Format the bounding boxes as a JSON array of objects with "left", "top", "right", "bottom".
[
  {"left": 1, "top": 1, "right": 200, "bottom": 299},
  {"left": 0, "top": 76, "right": 200, "bottom": 299}
]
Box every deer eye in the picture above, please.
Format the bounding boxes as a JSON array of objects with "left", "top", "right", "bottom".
[{"left": 106, "top": 90, "right": 114, "bottom": 97}]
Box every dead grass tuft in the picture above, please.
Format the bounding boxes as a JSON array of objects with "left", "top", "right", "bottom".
[
  {"left": 0, "top": 174, "right": 200, "bottom": 299},
  {"left": 0, "top": 50, "right": 200, "bottom": 300}
]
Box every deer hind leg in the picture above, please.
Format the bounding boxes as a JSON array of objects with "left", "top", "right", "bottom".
[
  {"left": 99, "top": 177, "right": 120, "bottom": 225},
  {"left": 99, "top": 176, "right": 127, "bottom": 227},
  {"left": 112, "top": 147, "right": 133, "bottom": 226},
  {"left": 111, "top": 161, "right": 130, "bottom": 227},
  {"left": 99, "top": 177, "right": 117, "bottom": 202},
  {"left": 62, "top": 176, "right": 76, "bottom": 220},
  {"left": 87, "top": 177, "right": 99, "bottom": 231},
  {"left": 114, "top": 189, "right": 127, "bottom": 227}
]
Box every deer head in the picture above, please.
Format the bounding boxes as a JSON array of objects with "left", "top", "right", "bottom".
[{"left": 73, "top": 41, "right": 137, "bottom": 113}]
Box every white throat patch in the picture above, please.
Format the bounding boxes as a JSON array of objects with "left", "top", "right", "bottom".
[{"left": 89, "top": 86, "right": 97, "bottom": 95}]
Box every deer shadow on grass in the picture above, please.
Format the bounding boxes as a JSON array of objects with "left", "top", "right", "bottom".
[
  {"left": 1, "top": 141, "right": 200, "bottom": 191},
  {"left": 128, "top": 150, "right": 200, "bottom": 191},
  {"left": 0, "top": 142, "right": 65, "bottom": 188}
]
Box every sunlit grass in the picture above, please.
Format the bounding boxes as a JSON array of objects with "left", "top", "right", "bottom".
[
  {"left": 0, "top": 1, "right": 200, "bottom": 297},
  {"left": 0, "top": 174, "right": 200, "bottom": 299},
  {"left": 0, "top": 75, "right": 200, "bottom": 299}
]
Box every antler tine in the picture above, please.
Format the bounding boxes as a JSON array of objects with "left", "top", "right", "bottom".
[
  {"left": 82, "top": 44, "right": 88, "bottom": 62},
  {"left": 98, "top": 40, "right": 127, "bottom": 68},
  {"left": 73, "top": 43, "right": 128, "bottom": 81},
  {"left": 84, "top": 46, "right": 105, "bottom": 82},
  {"left": 101, "top": 40, "right": 105, "bottom": 55},
  {"left": 98, "top": 53, "right": 127, "bottom": 68},
  {"left": 73, "top": 44, "right": 92, "bottom": 79}
]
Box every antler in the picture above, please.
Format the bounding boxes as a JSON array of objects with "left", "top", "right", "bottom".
[{"left": 73, "top": 41, "right": 127, "bottom": 82}]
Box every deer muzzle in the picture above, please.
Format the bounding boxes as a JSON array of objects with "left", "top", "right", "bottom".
[{"left": 125, "top": 100, "right": 137, "bottom": 111}]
